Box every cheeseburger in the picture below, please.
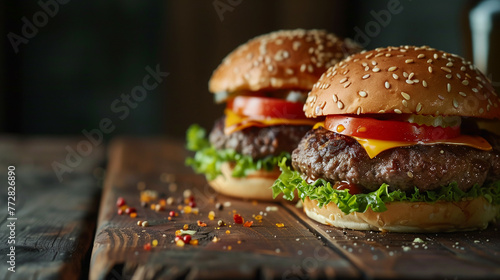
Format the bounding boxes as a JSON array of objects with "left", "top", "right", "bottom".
[
  {"left": 272, "top": 45, "right": 500, "bottom": 231},
  {"left": 186, "top": 29, "right": 362, "bottom": 200}
]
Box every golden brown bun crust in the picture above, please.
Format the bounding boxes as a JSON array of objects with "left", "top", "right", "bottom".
[
  {"left": 305, "top": 45, "right": 500, "bottom": 119},
  {"left": 209, "top": 29, "right": 362, "bottom": 96},
  {"left": 303, "top": 197, "right": 500, "bottom": 232},
  {"left": 208, "top": 162, "right": 288, "bottom": 201}
]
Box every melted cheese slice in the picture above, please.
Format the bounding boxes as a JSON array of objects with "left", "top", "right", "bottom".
[
  {"left": 224, "top": 109, "right": 317, "bottom": 135},
  {"left": 354, "top": 135, "right": 492, "bottom": 159},
  {"left": 314, "top": 121, "right": 492, "bottom": 158}
]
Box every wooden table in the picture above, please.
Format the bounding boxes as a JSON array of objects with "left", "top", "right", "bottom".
[{"left": 1, "top": 137, "right": 499, "bottom": 279}]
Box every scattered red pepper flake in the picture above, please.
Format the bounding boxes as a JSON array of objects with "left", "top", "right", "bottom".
[
  {"left": 182, "top": 235, "right": 192, "bottom": 244},
  {"left": 183, "top": 224, "right": 189, "bottom": 230},
  {"left": 116, "top": 197, "right": 126, "bottom": 207},
  {"left": 276, "top": 223, "right": 285, "bottom": 228},
  {"left": 197, "top": 220, "right": 207, "bottom": 227},
  {"left": 143, "top": 243, "right": 151, "bottom": 251},
  {"left": 233, "top": 214, "right": 243, "bottom": 224}
]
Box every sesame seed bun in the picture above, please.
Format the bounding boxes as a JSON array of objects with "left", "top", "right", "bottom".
[
  {"left": 305, "top": 45, "right": 500, "bottom": 119},
  {"left": 208, "top": 162, "right": 289, "bottom": 201},
  {"left": 209, "top": 29, "right": 362, "bottom": 98},
  {"left": 303, "top": 197, "right": 500, "bottom": 232}
]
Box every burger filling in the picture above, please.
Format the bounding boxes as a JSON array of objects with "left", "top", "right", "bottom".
[{"left": 271, "top": 127, "right": 500, "bottom": 214}]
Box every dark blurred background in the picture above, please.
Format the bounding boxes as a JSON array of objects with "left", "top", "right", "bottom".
[{"left": 2, "top": 0, "right": 498, "bottom": 140}]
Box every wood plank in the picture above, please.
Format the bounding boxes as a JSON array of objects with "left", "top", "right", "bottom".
[
  {"left": 283, "top": 202, "right": 500, "bottom": 279},
  {"left": 90, "top": 138, "right": 360, "bottom": 280},
  {"left": 0, "top": 137, "right": 104, "bottom": 280}
]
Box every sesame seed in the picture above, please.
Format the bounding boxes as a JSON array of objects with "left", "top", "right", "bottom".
[
  {"left": 308, "top": 47, "right": 314, "bottom": 54},
  {"left": 462, "top": 80, "right": 469, "bottom": 86},
  {"left": 315, "top": 106, "right": 321, "bottom": 115},
  {"left": 362, "top": 62, "right": 368, "bottom": 67},
  {"left": 332, "top": 94, "right": 338, "bottom": 102},
  {"left": 422, "top": 80, "right": 428, "bottom": 87},
  {"left": 337, "top": 101, "right": 344, "bottom": 109},
  {"left": 300, "top": 64, "right": 306, "bottom": 72},
  {"left": 362, "top": 74, "right": 370, "bottom": 79},
  {"left": 365, "top": 53, "right": 373, "bottom": 59},
  {"left": 282, "top": 50, "right": 289, "bottom": 58},
  {"left": 372, "top": 61, "right": 378, "bottom": 66},
  {"left": 385, "top": 81, "right": 390, "bottom": 89},
  {"left": 386, "top": 53, "right": 392, "bottom": 57},
  {"left": 446, "top": 62, "right": 453, "bottom": 67},
  {"left": 372, "top": 67, "right": 380, "bottom": 72},
  {"left": 408, "top": 72, "right": 415, "bottom": 79},
  {"left": 441, "top": 67, "right": 452, "bottom": 73},
  {"left": 460, "top": 66, "right": 466, "bottom": 71},
  {"left": 472, "top": 88, "right": 478, "bottom": 93},
  {"left": 453, "top": 98, "right": 459, "bottom": 108},
  {"left": 339, "top": 78, "right": 348, "bottom": 84},
  {"left": 402, "top": 100, "right": 408, "bottom": 107},
  {"left": 428, "top": 66, "right": 433, "bottom": 73},
  {"left": 364, "top": 66, "right": 370, "bottom": 71},
  {"left": 433, "top": 53, "right": 439, "bottom": 59},
  {"left": 438, "top": 95, "right": 445, "bottom": 100},
  {"left": 487, "top": 104, "right": 491, "bottom": 111},
  {"left": 479, "top": 108, "right": 484, "bottom": 114},
  {"left": 417, "top": 54, "right": 425, "bottom": 59},
  {"left": 292, "top": 41, "right": 301, "bottom": 51},
  {"left": 307, "top": 65, "right": 314, "bottom": 73},
  {"left": 459, "top": 91, "right": 467, "bottom": 97},
  {"left": 388, "top": 66, "right": 398, "bottom": 72},
  {"left": 447, "top": 83, "right": 451, "bottom": 92},
  {"left": 405, "top": 59, "right": 414, "bottom": 64},
  {"left": 344, "top": 81, "right": 351, "bottom": 88},
  {"left": 358, "top": 91, "right": 367, "bottom": 97},
  {"left": 392, "top": 73, "right": 399, "bottom": 80},
  {"left": 446, "top": 74, "right": 452, "bottom": 79},
  {"left": 403, "top": 72, "right": 409, "bottom": 78},
  {"left": 427, "top": 59, "right": 433, "bottom": 63},
  {"left": 394, "top": 109, "right": 402, "bottom": 114},
  {"left": 246, "top": 53, "right": 253, "bottom": 60},
  {"left": 357, "top": 107, "right": 361, "bottom": 115},
  {"left": 456, "top": 73, "right": 462, "bottom": 79},
  {"left": 285, "top": 68, "right": 294, "bottom": 75},
  {"left": 416, "top": 103, "right": 423, "bottom": 112},
  {"left": 267, "top": 65, "right": 274, "bottom": 72},
  {"left": 401, "top": 92, "right": 410, "bottom": 100},
  {"left": 406, "top": 80, "right": 414, "bottom": 84},
  {"left": 342, "top": 69, "right": 349, "bottom": 75}
]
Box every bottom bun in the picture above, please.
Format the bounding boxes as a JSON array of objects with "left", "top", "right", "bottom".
[
  {"left": 303, "top": 197, "right": 500, "bottom": 232},
  {"left": 209, "top": 162, "right": 283, "bottom": 201}
]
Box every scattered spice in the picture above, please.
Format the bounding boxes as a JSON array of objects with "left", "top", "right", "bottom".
[
  {"left": 217, "top": 220, "right": 225, "bottom": 227},
  {"left": 140, "top": 201, "right": 148, "bottom": 208},
  {"left": 166, "top": 197, "right": 174, "bottom": 205},
  {"left": 254, "top": 215, "right": 263, "bottom": 221},
  {"left": 184, "top": 206, "right": 192, "bottom": 214},
  {"left": 183, "top": 189, "right": 192, "bottom": 198},
  {"left": 125, "top": 207, "right": 136, "bottom": 215},
  {"left": 141, "top": 221, "right": 149, "bottom": 227},
  {"left": 182, "top": 235, "right": 192, "bottom": 244},
  {"left": 215, "top": 202, "right": 223, "bottom": 210},
  {"left": 183, "top": 224, "right": 189, "bottom": 230},
  {"left": 137, "top": 221, "right": 143, "bottom": 226},
  {"left": 227, "top": 246, "right": 232, "bottom": 250},
  {"left": 237, "top": 240, "right": 242, "bottom": 244},
  {"left": 212, "top": 236, "right": 220, "bottom": 243},
  {"left": 155, "top": 204, "right": 164, "bottom": 212},
  {"left": 152, "top": 239, "right": 158, "bottom": 247},
  {"left": 197, "top": 220, "right": 207, "bottom": 227},
  {"left": 208, "top": 211, "right": 215, "bottom": 220},
  {"left": 243, "top": 221, "right": 253, "bottom": 227},
  {"left": 233, "top": 214, "right": 243, "bottom": 224},
  {"left": 276, "top": 223, "right": 285, "bottom": 228},
  {"left": 192, "top": 208, "right": 199, "bottom": 215},
  {"left": 116, "top": 197, "right": 126, "bottom": 207},
  {"left": 189, "top": 239, "right": 199, "bottom": 246},
  {"left": 169, "top": 211, "right": 176, "bottom": 217},
  {"left": 143, "top": 243, "right": 151, "bottom": 250},
  {"left": 129, "top": 212, "right": 137, "bottom": 218},
  {"left": 225, "top": 230, "right": 231, "bottom": 235},
  {"left": 176, "top": 240, "right": 185, "bottom": 247}
]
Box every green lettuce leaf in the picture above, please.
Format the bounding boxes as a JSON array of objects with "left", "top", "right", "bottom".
[
  {"left": 272, "top": 158, "right": 500, "bottom": 214},
  {"left": 185, "top": 124, "right": 290, "bottom": 180}
]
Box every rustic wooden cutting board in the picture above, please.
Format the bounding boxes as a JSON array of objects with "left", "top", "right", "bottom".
[{"left": 90, "top": 138, "right": 500, "bottom": 280}]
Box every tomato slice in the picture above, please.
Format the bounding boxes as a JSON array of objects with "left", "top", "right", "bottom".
[
  {"left": 325, "top": 115, "right": 461, "bottom": 142},
  {"left": 227, "top": 96, "right": 308, "bottom": 120}
]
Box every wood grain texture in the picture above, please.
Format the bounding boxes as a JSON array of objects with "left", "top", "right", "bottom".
[
  {"left": 0, "top": 137, "right": 105, "bottom": 280},
  {"left": 91, "top": 138, "right": 500, "bottom": 280},
  {"left": 90, "top": 138, "right": 359, "bottom": 280}
]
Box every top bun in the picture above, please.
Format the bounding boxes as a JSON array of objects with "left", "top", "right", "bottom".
[
  {"left": 305, "top": 45, "right": 500, "bottom": 119},
  {"left": 209, "top": 29, "right": 362, "bottom": 98}
]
